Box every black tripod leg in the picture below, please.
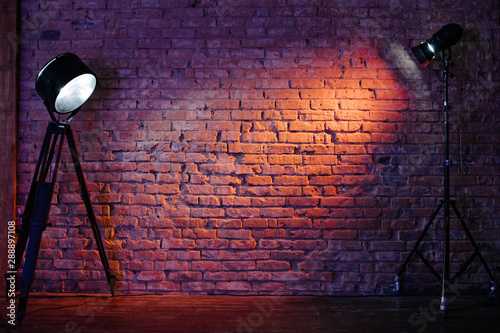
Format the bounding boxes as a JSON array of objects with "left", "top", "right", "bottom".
[
  {"left": 16, "top": 123, "right": 65, "bottom": 325},
  {"left": 6, "top": 183, "right": 35, "bottom": 297},
  {"left": 389, "top": 201, "right": 445, "bottom": 295},
  {"left": 17, "top": 224, "right": 45, "bottom": 325},
  {"left": 13, "top": 182, "right": 38, "bottom": 271},
  {"left": 449, "top": 202, "right": 498, "bottom": 302},
  {"left": 65, "top": 127, "right": 115, "bottom": 295},
  {"left": 9, "top": 180, "right": 43, "bottom": 299},
  {"left": 17, "top": 181, "right": 54, "bottom": 325},
  {"left": 9, "top": 124, "right": 57, "bottom": 287},
  {"left": 450, "top": 203, "right": 495, "bottom": 281}
]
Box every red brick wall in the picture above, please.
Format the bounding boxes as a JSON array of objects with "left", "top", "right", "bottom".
[{"left": 16, "top": 0, "right": 500, "bottom": 295}]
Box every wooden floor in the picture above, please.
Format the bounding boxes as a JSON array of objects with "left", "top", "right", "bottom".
[{"left": 1, "top": 293, "right": 499, "bottom": 333}]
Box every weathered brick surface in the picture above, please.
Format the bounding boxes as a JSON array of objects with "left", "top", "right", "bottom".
[{"left": 15, "top": 0, "right": 500, "bottom": 295}]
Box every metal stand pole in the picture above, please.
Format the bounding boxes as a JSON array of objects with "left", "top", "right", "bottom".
[
  {"left": 440, "top": 51, "right": 452, "bottom": 317},
  {"left": 11, "top": 122, "right": 115, "bottom": 325},
  {"left": 389, "top": 49, "right": 497, "bottom": 315}
]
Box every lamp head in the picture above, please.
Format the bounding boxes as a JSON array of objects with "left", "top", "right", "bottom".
[
  {"left": 411, "top": 24, "right": 463, "bottom": 66},
  {"left": 35, "top": 53, "right": 97, "bottom": 122}
]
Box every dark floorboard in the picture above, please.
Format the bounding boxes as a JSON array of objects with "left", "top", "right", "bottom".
[{"left": 1, "top": 294, "right": 499, "bottom": 333}]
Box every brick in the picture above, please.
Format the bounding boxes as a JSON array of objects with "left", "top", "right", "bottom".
[
  {"left": 242, "top": 218, "right": 269, "bottom": 228},
  {"left": 279, "top": 132, "right": 315, "bottom": 144},
  {"left": 251, "top": 198, "right": 286, "bottom": 207},
  {"left": 169, "top": 271, "right": 203, "bottom": 282},
  {"left": 321, "top": 197, "right": 355, "bottom": 207},
  {"left": 190, "top": 207, "right": 225, "bottom": 217},
  {"left": 273, "top": 176, "right": 308, "bottom": 185},
  {"left": 230, "top": 240, "right": 257, "bottom": 249},
  {"left": 305, "top": 208, "right": 330, "bottom": 217},
  {"left": 216, "top": 281, "right": 251, "bottom": 291},
  {"left": 137, "top": 271, "right": 165, "bottom": 281},
  {"left": 335, "top": 132, "right": 371, "bottom": 143},
  {"left": 203, "top": 272, "right": 245, "bottom": 281},
  {"left": 53, "top": 260, "right": 85, "bottom": 270},
  {"left": 247, "top": 176, "right": 272, "bottom": 185},
  {"left": 181, "top": 282, "right": 215, "bottom": 292},
  {"left": 277, "top": 218, "right": 312, "bottom": 228},
  {"left": 190, "top": 261, "right": 221, "bottom": 271},
  {"left": 221, "top": 261, "right": 256, "bottom": 271},
  {"left": 287, "top": 197, "right": 320, "bottom": 206},
  {"left": 268, "top": 154, "right": 302, "bottom": 164},
  {"left": 195, "top": 239, "right": 230, "bottom": 249},
  {"left": 292, "top": 240, "right": 327, "bottom": 250},
  {"left": 226, "top": 208, "right": 260, "bottom": 218},
  {"left": 174, "top": 251, "right": 201, "bottom": 261},
  {"left": 258, "top": 240, "right": 292, "bottom": 250},
  {"left": 261, "top": 208, "right": 294, "bottom": 218},
  {"left": 162, "top": 239, "right": 195, "bottom": 250},
  {"left": 324, "top": 230, "right": 359, "bottom": 240},
  {"left": 218, "top": 229, "right": 252, "bottom": 239}
]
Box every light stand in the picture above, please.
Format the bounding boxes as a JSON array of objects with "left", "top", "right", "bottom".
[
  {"left": 10, "top": 53, "right": 115, "bottom": 325},
  {"left": 389, "top": 39, "right": 498, "bottom": 316}
]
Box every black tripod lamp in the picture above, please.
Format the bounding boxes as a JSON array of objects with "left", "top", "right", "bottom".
[
  {"left": 411, "top": 24, "right": 463, "bottom": 67},
  {"left": 390, "top": 24, "right": 497, "bottom": 316},
  {"left": 35, "top": 52, "right": 97, "bottom": 122},
  {"left": 13, "top": 53, "right": 115, "bottom": 325}
]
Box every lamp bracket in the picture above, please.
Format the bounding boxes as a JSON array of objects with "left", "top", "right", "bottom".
[{"left": 44, "top": 100, "right": 80, "bottom": 124}]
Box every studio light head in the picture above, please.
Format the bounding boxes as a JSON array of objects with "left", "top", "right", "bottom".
[
  {"left": 35, "top": 53, "right": 97, "bottom": 123},
  {"left": 411, "top": 24, "right": 463, "bottom": 66}
]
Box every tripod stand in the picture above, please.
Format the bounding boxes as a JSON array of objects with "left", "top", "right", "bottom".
[
  {"left": 389, "top": 49, "right": 497, "bottom": 316},
  {"left": 11, "top": 121, "right": 115, "bottom": 324}
]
